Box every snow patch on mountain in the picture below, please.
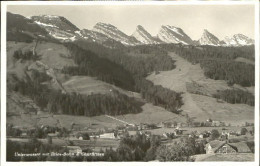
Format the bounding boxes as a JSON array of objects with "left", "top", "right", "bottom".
[
  {"left": 35, "top": 21, "right": 59, "bottom": 28},
  {"left": 223, "top": 34, "right": 254, "bottom": 46}
]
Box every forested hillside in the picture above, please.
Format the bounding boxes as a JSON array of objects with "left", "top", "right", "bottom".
[
  {"left": 74, "top": 40, "right": 174, "bottom": 76},
  {"left": 213, "top": 89, "right": 254, "bottom": 106},
  {"left": 65, "top": 41, "right": 183, "bottom": 113},
  {"left": 200, "top": 60, "right": 254, "bottom": 86},
  {"left": 62, "top": 43, "right": 136, "bottom": 91},
  {"left": 8, "top": 71, "right": 143, "bottom": 116},
  {"left": 160, "top": 44, "right": 255, "bottom": 87}
]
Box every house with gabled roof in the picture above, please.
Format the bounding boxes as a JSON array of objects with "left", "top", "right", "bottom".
[
  {"left": 205, "top": 140, "right": 252, "bottom": 154},
  {"left": 205, "top": 140, "right": 236, "bottom": 154}
]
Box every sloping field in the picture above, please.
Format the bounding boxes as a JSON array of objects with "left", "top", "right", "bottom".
[
  {"left": 7, "top": 92, "right": 58, "bottom": 127},
  {"left": 115, "top": 103, "right": 185, "bottom": 125},
  {"left": 7, "top": 42, "right": 35, "bottom": 79},
  {"left": 62, "top": 76, "right": 141, "bottom": 99},
  {"left": 147, "top": 52, "right": 254, "bottom": 125},
  {"left": 48, "top": 102, "right": 186, "bottom": 130},
  {"left": 7, "top": 41, "right": 75, "bottom": 77},
  {"left": 7, "top": 41, "right": 73, "bottom": 69},
  {"left": 35, "top": 41, "right": 76, "bottom": 70}
]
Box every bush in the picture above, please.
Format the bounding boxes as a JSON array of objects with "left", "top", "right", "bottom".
[
  {"left": 210, "top": 129, "right": 220, "bottom": 140},
  {"left": 240, "top": 128, "right": 248, "bottom": 135}
]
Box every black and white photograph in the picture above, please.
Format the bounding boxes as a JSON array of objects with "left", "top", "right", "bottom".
[{"left": 1, "top": 1, "right": 259, "bottom": 165}]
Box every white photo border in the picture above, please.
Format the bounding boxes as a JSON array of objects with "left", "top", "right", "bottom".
[{"left": 1, "top": 1, "right": 259, "bottom": 166}]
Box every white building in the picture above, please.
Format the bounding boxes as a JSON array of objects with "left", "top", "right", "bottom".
[{"left": 99, "top": 133, "right": 116, "bottom": 139}]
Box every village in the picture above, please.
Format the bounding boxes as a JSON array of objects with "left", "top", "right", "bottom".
[
  {"left": 6, "top": 92, "right": 254, "bottom": 159},
  {"left": 7, "top": 112, "right": 254, "bottom": 157}
]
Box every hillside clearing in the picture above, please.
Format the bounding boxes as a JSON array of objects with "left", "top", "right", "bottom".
[
  {"left": 147, "top": 52, "right": 254, "bottom": 125},
  {"left": 62, "top": 76, "right": 141, "bottom": 99}
]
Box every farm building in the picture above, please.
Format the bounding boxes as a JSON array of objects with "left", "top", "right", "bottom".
[
  {"left": 205, "top": 141, "right": 231, "bottom": 154},
  {"left": 215, "top": 144, "right": 237, "bottom": 154},
  {"left": 162, "top": 122, "right": 177, "bottom": 128},
  {"left": 205, "top": 140, "right": 252, "bottom": 154},
  {"left": 138, "top": 123, "right": 158, "bottom": 130},
  {"left": 99, "top": 133, "right": 117, "bottom": 139}
]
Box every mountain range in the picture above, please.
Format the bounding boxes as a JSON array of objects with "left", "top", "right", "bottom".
[{"left": 8, "top": 12, "right": 255, "bottom": 47}]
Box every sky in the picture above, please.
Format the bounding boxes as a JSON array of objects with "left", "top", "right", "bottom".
[{"left": 7, "top": 5, "right": 255, "bottom": 40}]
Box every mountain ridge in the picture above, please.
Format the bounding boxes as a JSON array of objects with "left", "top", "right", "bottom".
[{"left": 7, "top": 12, "right": 254, "bottom": 47}]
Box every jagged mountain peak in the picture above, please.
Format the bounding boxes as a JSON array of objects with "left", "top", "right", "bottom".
[
  {"left": 223, "top": 34, "right": 254, "bottom": 46},
  {"left": 158, "top": 25, "right": 193, "bottom": 45},
  {"left": 30, "top": 14, "right": 80, "bottom": 42},
  {"left": 202, "top": 29, "right": 214, "bottom": 36},
  {"left": 94, "top": 22, "right": 121, "bottom": 31},
  {"left": 93, "top": 22, "right": 140, "bottom": 46},
  {"left": 199, "top": 29, "right": 221, "bottom": 46},
  {"left": 31, "top": 15, "right": 79, "bottom": 32},
  {"left": 203, "top": 29, "right": 210, "bottom": 33},
  {"left": 132, "top": 25, "right": 160, "bottom": 45},
  {"left": 136, "top": 25, "right": 146, "bottom": 31}
]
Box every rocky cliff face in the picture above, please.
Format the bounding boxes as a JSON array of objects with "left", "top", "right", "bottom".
[
  {"left": 199, "top": 29, "right": 221, "bottom": 46},
  {"left": 157, "top": 25, "right": 194, "bottom": 45},
  {"left": 92, "top": 22, "right": 140, "bottom": 46},
  {"left": 223, "top": 34, "right": 254, "bottom": 46},
  {"left": 132, "top": 25, "right": 161, "bottom": 44}
]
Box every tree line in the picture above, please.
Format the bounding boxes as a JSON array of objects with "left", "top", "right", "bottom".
[
  {"left": 9, "top": 70, "right": 143, "bottom": 116},
  {"left": 13, "top": 50, "right": 40, "bottom": 61},
  {"left": 62, "top": 43, "right": 136, "bottom": 91},
  {"left": 47, "top": 91, "right": 143, "bottom": 116},
  {"left": 160, "top": 44, "right": 254, "bottom": 87},
  {"left": 134, "top": 77, "right": 183, "bottom": 113},
  {"left": 213, "top": 89, "right": 254, "bottom": 106},
  {"left": 74, "top": 40, "right": 175, "bottom": 77},
  {"left": 200, "top": 59, "right": 254, "bottom": 87},
  {"left": 7, "top": 123, "right": 70, "bottom": 139},
  {"left": 161, "top": 44, "right": 254, "bottom": 61}
]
